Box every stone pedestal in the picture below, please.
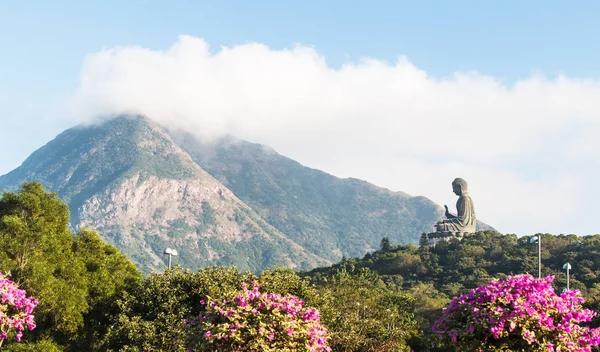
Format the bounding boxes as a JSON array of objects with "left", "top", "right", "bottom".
[{"left": 427, "top": 231, "right": 470, "bottom": 241}]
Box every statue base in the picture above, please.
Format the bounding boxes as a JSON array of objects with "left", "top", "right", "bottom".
[{"left": 427, "top": 231, "right": 470, "bottom": 241}]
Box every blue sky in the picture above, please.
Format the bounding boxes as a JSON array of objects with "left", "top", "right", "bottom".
[
  {"left": 1, "top": 1, "right": 600, "bottom": 235},
  {"left": 3, "top": 0, "right": 600, "bottom": 96}
]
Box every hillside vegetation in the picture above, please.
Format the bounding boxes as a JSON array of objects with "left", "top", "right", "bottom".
[
  {"left": 308, "top": 231, "right": 600, "bottom": 293},
  {"left": 1, "top": 183, "right": 599, "bottom": 351},
  {"left": 306, "top": 231, "right": 600, "bottom": 350}
]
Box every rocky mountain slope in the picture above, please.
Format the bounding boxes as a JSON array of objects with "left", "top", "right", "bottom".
[{"left": 0, "top": 116, "right": 330, "bottom": 272}]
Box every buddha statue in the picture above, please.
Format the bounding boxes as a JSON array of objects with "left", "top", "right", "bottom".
[{"left": 434, "top": 178, "right": 476, "bottom": 235}]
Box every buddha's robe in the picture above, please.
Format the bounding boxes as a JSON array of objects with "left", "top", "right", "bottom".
[{"left": 436, "top": 193, "right": 476, "bottom": 233}]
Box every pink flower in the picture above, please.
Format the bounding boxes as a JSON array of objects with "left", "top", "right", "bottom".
[
  {"left": 186, "top": 282, "right": 330, "bottom": 351},
  {"left": 433, "top": 274, "right": 600, "bottom": 351},
  {"left": 0, "top": 272, "right": 38, "bottom": 343}
]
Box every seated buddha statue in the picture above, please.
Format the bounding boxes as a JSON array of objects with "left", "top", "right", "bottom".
[{"left": 435, "top": 177, "right": 476, "bottom": 234}]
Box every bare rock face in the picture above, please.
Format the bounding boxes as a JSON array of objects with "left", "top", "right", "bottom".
[
  {"left": 81, "top": 175, "right": 237, "bottom": 240},
  {"left": 80, "top": 175, "right": 237, "bottom": 270},
  {"left": 77, "top": 172, "right": 331, "bottom": 273}
]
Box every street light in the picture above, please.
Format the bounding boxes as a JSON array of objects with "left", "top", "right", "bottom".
[
  {"left": 563, "top": 262, "right": 572, "bottom": 291},
  {"left": 163, "top": 247, "right": 178, "bottom": 269},
  {"left": 530, "top": 235, "right": 541, "bottom": 279},
  {"left": 386, "top": 309, "right": 391, "bottom": 331}
]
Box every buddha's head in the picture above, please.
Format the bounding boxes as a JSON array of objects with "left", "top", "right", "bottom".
[{"left": 452, "top": 178, "right": 468, "bottom": 196}]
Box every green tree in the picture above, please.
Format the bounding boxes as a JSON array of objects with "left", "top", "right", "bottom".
[
  {"left": 258, "top": 267, "right": 316, "bottom": 298},
  {"left": 71, "top": 228, "right": 142, "bottom": 350},
  {"left": 0, "top": 182, "right": 143, "bottom": 350},
  {"left": 102, "top": 266, "right": 255, "bottom": 351},
  {"left": 312, "top": 265, "right": 418, "bottom": 352},
  {"left": 418, "top": 233, "right": 429, "bottom": 249},
  {"left": 2, "top": 338, "right": 62, "bottom": 352},
  {"left": 380, "top": 237, "right": 392, "bottom": 252},
  {"left": 405, "top": 283, "right": 451, "bottom": 351},
  {"left": 0, "top": 182, "right": 88, "bottom": 346}
]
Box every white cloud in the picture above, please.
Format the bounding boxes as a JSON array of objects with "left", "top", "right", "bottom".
[{"left": 67, "top": 35, "right": 600, "bottom": 235}]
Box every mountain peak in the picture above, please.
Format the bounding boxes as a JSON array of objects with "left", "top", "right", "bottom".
[
  {"left": 0, "top": 114, "right": 200, "bottom": 204},
  {"left": 0, "top": 115, "right": 330, "bottom": 273}
]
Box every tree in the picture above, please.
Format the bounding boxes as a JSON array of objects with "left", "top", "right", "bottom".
[
  {"left": 312, "top": 265, "right": 418, "bottom": 351},
  {"left": 418, "top": 233, "right": 430, "bottom": 255},
  {"left": 258, "top": 267, "right": 317, "bottom": 300},
  {"left": 1, "top": 338, "right": 62, "bottom": 352},
  {"left": 0, "top": 183, "right": 143, "bottom": 350},
  {"left": 71, "top": 228, "right": 142, "bottom": 350},
  {"left": 0, "top": 182, "right": 88, "bottom": 345},
  {"left": 380, "top": 237, "right": 391, "bottom": 252},
  {"left": 102, "top": 266, "right": 255, "bottom": 351}
]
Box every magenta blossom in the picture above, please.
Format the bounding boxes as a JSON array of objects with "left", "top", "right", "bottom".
[
  {"left": 0, "top": 272, "right": 38, "bottom": 344},
  {"left": 185, "top": 282, "right": 331, "bottom": 351},
  {"left": 433, "top": 274, "right": 600, "bottom": 351}
]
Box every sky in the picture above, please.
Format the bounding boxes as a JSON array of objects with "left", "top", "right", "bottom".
[{"left": 1, "top": 1, "right": 600, "bottom": 235}]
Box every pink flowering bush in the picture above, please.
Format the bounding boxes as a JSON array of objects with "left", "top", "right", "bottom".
[
  {"left": 185, "top": 282, "right": 331, "bottom": 352},
  {"left": 0, "top": 272, "right": 38, "bottom": 346},
  {"left": 433, "top": 274, "right": 600, "bottom": 351}
]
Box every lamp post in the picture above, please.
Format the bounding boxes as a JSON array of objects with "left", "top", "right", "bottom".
[
  {"left": 163, "top": 247, "right": 178, "bottom": 269},
  {"left": 563, "top": 262, "right": 572, "bottom": 291},
  {"left": 530, "top": 235, "right": 541, "bottom": 279},
  {"left": 386, "top": 309, "right": 391, "bottom": 331}
]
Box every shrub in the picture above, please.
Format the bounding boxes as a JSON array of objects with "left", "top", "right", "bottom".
[
  {"left": 185, "top": 282, "right": 330, "bottom": 351},
  {"left": 433, "top": 274, "right": 600, "bottom": 351}
]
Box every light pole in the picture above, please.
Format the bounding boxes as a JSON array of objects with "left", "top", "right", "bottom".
[
  {"left": 530, "top": 235, "right": 541, "bottom": 279},
  {"left": 163, "top": 247, "right": 178, "bottom": 269},
  {"left": 563, "top": 262, "right": 572, "bottom": 291},
  {"left": 386, "top": 309, "right": 391, "bottom": 331}
]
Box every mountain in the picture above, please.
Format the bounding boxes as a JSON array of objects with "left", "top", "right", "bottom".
[
  {"left": 0, "top": 116, "right": 330, "bottom": 273},
  {"left": 0, "top": 115, "right": 493, "bottom": 273},
  {"left": 169, "top": 131, "right": 486, "bottom": 260}
]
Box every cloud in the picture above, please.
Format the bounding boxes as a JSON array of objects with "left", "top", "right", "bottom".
[{"left": 67, "top": 35, "right": 600, "bottom": 235}]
